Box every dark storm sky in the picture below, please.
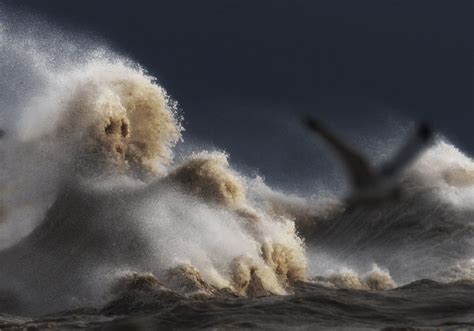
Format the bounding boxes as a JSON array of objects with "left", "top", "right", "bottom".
[{"left": 6, "top": 0, "right": 474, "bottom": 192}]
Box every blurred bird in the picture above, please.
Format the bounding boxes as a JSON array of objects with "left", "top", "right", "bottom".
[{"left": 304, "top": 116, "right": 433, "bottom": 204}]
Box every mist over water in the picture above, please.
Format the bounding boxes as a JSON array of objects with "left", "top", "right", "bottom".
[{"left": 0, "top": 9, "right": 473, "bottom": 328}]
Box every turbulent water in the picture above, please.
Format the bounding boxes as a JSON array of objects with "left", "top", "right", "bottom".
[{"left": 0, "top": 12, "right": 473, "bottom": 329}]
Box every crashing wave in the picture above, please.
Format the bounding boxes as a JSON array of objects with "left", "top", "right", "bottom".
[{"left": 1, "top": 14, "right": 474, "bottom": 318}]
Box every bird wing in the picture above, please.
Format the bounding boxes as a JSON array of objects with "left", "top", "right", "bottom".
[
  {"left": 304, "top": 115, "right": 376, "bottom": 190},
  {"left": 380, "top": 123, "right": 433, "bottom": 178}
]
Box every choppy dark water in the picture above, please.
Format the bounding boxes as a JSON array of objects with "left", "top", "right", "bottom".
[{"left": 2, "top": 280, "right": 473, "bottom": 329}]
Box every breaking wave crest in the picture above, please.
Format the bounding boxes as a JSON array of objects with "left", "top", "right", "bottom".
[
  {"left": 169, "top": 152, "right": 246, "bottom": 209},
  {"left": 58, "top": 65, "right": 183, "bottom": 178}
]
